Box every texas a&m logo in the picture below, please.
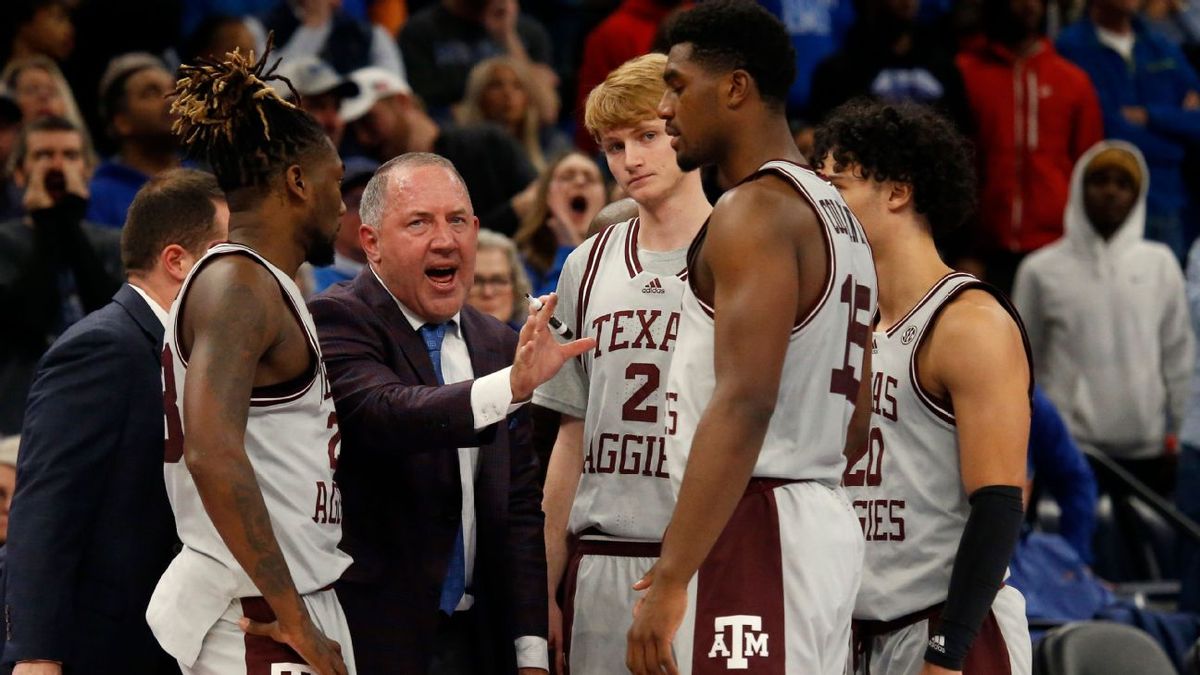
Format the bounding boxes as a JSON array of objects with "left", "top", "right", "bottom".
[{"left": 708, "top": 615, "right": 769, "bottom": 669}]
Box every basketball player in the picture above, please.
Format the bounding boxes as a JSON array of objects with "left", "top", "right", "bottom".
[
  {"left": 626, "top": 2, "right": 877, "bottom": 673},
  {"left": 815, "top": 102, "right": 1032, "bottom": 674},
  {"left": 144, "top": 46, "right": 354, "bottom": 674},
  {"left": 536, "top": 53, "right": 711, "bottom": 674}
]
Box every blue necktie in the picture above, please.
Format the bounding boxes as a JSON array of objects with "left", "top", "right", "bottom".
[{"left": 421, "top": 323, "right": 466, "bottom": 614}]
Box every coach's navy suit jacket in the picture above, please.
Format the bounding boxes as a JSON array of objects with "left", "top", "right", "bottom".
[
  {"left": 310, "top": 269, "right": 547, "bottom": 675},
  {"left": 2, "top": 283, "right": 178, "bottom": 672}
]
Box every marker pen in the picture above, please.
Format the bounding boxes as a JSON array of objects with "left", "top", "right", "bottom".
[{"left": 525, "top": 293, "right": 575, "bottom": 339}]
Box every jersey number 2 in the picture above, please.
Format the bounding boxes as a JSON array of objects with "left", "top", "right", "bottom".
[{"left": 622, "top": 363, "right": 659, "bottom": 423}]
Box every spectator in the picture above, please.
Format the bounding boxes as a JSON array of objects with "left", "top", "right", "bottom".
[
  {"left": 572, "top": 0, "right": 687, "bottom": 151},
  {"left": 1, "top": 57, "right": 97, "bottom": 167},
  {"left": 311, "top": 157, "right": 377, "bottom": 294},
  {"left": 249, "top": 0, "right": 406, "bottom": 77},
  {"left": 1013, "top": 140, "right": 1194, "bottom": 496},
  {"left": 807, "top": 0, "right": 972, "bottom": 131},
  {"left": 2, "top": 169, "right": 227, "bottom": 675},
  {"left": 957, "top": 0, "right": 1104, "bottom": 293},
  {"left": 341, "top": 66, "right": 538, "bottom": 236},
  {"left": 87, "top": 54, "right": 180, "bottom": 229},
  {"left": 273, "top": 55, "right": 359, "bottom": 148},
  {"left": 1027, "top": 385, "right": 1099, "bottom": 564},
  {"left": 0, "top": 0, "right": 74, "bottom": 67},
  {"left": 514, "top": 151, "right": 606, "bottom": 296},
  {"left": 1177, "top": 235, "right": 1200, "bottom": 612},
  {"left": 470, "top": 228, "right": 531, "bottom": 329},
  {"left": 458, "top": 56, "right": 570, "bottom": 171},
  {"left": 180, "top": 13, "right": 258, "bottom": 63},
  {"left": 1058, "top": 0, "right": 1200, "bottom": 260},
  {"left": 0, "top": 95, "right": 23, "bottom": 221},
  {"left": 0, "top": 436, "right": 16, "bottom": 546},
  {"left": 400, "top": 0, "right": 558, "bottom": 122},
  {"left": 0, "top": 116, "right": 122, "bottom": 437},
  {"left": 308, "top": 153, "right": 588, "bottom": 674},
  {"left": 760, "top": 0, "right": 857, "bottom": 115}
]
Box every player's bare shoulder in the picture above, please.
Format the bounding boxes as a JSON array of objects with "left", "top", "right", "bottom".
[
  {"left": 181, "top": 255, "right": 282, "bottom": 342},
  {"left": 923, "top": 288, "right": 1030, "bottom": 392}
]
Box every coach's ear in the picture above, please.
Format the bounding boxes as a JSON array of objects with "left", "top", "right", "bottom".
[
  {"left": 360, "top": 221, "right": 382, "bottom": 266},
  {"left": 160, "top": 243, "right": 193, "bottom": 283}
]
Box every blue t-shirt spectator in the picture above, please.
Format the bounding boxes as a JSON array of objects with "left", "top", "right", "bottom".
[{"left": 1028, "top": 385, "right": 1099, "bottom": 564}]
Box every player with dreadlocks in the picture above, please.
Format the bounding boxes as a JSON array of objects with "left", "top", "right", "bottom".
[{"left": 145, "top": 43, "right": 354, "bottom": 674}]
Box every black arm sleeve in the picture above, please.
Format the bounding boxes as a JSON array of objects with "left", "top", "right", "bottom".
[{"left": 925, "top": 484, "right": 1024, "bottom": 670}]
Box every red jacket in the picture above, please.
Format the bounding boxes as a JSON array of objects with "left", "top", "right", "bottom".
[
  {"left": 573, "top": 0, "right": 686, "bottom": 151},
  {"left": 957, "top": 38, "right": 1103, "bottom": 253}
]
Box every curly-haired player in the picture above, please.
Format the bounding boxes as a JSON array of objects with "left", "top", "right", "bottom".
[
  {"left": 626, "top": 2, "right": 877, "bottom": 673},
  {"left": 145, "top": 42, "right": 354, "bottom": 675},
  {"left": 815, "top": 101, "right": 1032, "bottom": 675}
]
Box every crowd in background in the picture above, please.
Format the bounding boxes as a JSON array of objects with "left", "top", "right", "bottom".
[{"left": 1, "top": 0, "right": 1200, "bottom": 668}]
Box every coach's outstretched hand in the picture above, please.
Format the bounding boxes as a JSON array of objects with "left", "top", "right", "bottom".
[
  {"left": 510, "top": 293, "right": 596, "bottom": 402},
  {"left": 627, "top": 564, "right": 685, "bottom": 675},
  {"left": 239, "top": 614, "right": 348, "bottom": 675}
]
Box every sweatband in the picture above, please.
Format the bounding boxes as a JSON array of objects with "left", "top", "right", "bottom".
[{"left": 924, "top": 484, "right": 1024, "bottom": 670}]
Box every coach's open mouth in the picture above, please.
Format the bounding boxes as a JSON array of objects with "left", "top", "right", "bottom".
[{"left": 426, "top": 266, "right": 458, "bottom": 288}]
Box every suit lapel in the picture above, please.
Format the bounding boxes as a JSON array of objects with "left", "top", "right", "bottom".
[
  {"left": 353, "top": 269, "right": 440, "bottom": 385},
  {"left": 113, "top": 283, "right": 165, "bottom": 349}
]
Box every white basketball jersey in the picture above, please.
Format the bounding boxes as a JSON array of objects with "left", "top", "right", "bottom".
[
  {"left": 665, "top": 160, "right": 878, "bottom": 489},
  {"left": 162, "top": 243, "right": 351, "bottom": 596},
  {"left": 848, "top": 272, "right": 1026, "bottom": 621},
  {"left": 569, "top": 217, "right": 686, "bottom": 541}
]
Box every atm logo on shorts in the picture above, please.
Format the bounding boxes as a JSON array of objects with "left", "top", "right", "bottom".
[{"left": 708, "top": 615, "right": 769, "bottom": 669}]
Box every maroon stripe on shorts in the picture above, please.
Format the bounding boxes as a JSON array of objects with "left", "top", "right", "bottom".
[
  {"left": 560, "top": 536, "right": 662, "bottom": 675},
  {"left": 240, "top": 597, "right": 310, "bottom": 675},
  {"left": 957, "top": 610, "right": 1012, "bottom": 675},
  {"left": 691, "top": 480, "right": 790, "bottom": 674}
]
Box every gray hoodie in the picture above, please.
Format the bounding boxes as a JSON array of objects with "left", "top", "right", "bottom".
[{"left": 1013, "top": 140, "right": 1194, "bottom": 460}]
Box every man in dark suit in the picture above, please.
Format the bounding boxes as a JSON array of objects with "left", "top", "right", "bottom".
[
  {"left": 311, "top": 152, "right": 592, "bottom": 675},
  {"left": 2, "top": 169, "right": 228, "bottom": 674}
]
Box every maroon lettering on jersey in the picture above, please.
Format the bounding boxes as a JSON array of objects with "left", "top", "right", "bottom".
[
  {"left": 844, "top": 427, "right": 885, "bottom": 487},
  {"left": 583, "top": 431, "right": 670, "bottom": 479},
  {"left": 608, "top": 310, "right": 635, "bottom": 352},
  {"left": 852, "top": 498, "right": 906, "bottom": 541},
  {"left": 871, "top": 372, "right": 899, "bottom": 422},
  {"left": 312, "top": 480, "right": 342, "bottom": 524},
  {"left": 660, "top": 311, "right": 680, "bottom": 353},
  {"left": 162, "top": 344, "right": 185, "bottom": 464},
  {"left": 630, "top": 309, "right": 662, "bottom": 350},
  {"left": 829, "top": 275, "right": 872, "bottom": 403}
]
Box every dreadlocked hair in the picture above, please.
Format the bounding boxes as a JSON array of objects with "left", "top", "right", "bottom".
[{"left": 171, "top": 37, "right": 329, "bottom": 194}]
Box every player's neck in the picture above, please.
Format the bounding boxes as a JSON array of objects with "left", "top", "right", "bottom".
[
  {"left": 226, "top": 211, "right": 307, "bottom": 277},
  {"left": 873, "top": 234, "right": 954, "bottom": 330},
  {"left": 635, "top": 174, "right": 711, "bottom": 252},
  {"left": 716, "top": 116, "right": 800, "bottom": 189}
]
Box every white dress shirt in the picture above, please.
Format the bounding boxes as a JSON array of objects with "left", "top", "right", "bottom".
[
  {"left": 371, "top": 269, "right": 547, "bottom": 670},
  {"left": 129, "top": 282, "right": 170, "bottom": 329}
]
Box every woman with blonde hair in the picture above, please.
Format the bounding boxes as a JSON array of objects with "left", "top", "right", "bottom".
[
  {"left": 470, "top": 229, "right": 533, "bottom": 330},
  {"left": 1, "top": 55, "right": 96, "bottom": 163},
  {"left": 458, "top": 56, "right": 570, "bottom": 171},
  {"left": 514, "top": 150, "right": 608, "bottom": 296}
]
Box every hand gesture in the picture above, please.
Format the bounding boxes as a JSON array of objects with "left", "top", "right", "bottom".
[
  {"left": 626, "top": 564, "right": 686, "bottom": 675},
  {"left": 22, "top": 161, "right": 53, "bottom": 212},
  {"left": 510, "top": 293, "right": 596, "bottom": 401},
  {"left": 239, "top": 614, "right": 348, "bottom": 675},
  {"left": 61, "top": 161, "right": 89, "bottom": 201}
]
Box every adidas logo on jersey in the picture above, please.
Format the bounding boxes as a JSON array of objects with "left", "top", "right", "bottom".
[
  {"left": 928, "top": 634, "right": 947, "bottom": 654},
  {"left": 708, "top": 615, "right": 769, "bottom": 669},
  {"left": 642, "top": 278, "right": 666, "bottom": 294}
]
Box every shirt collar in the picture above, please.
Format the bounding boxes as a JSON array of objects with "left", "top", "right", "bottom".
[
  {"left": 369, "top": 264, "right": 461, "bottom": 334},
  {"left": 128, "top": 282, "right": 170, "bottom": 329}
]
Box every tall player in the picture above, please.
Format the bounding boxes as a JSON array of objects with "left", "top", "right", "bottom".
[
  {"left": 626, "top": 2, "right": 877, "bottom": 673},
  {"left": 815, "top": 102, "right": 1032, "bottom": 674},
  {"left": 536, "top": 53, "right": 711, "bottom": 674},
  {"left": 144, "top": 46, "right": 354, "bottom": 674}
]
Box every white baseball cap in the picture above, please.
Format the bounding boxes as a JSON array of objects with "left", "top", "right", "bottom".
[
  {"left": 340, "top": 67, "right": 412, "bottom": 123},
  {"left": 272, "top": 56, "right": 358, "bottom": 101}
]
